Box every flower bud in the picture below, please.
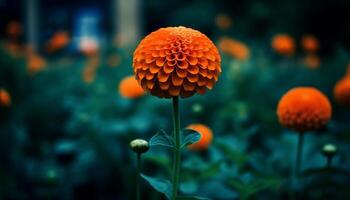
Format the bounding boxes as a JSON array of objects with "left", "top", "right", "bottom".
[
  {"left": 130, "top": 139, "right": 149, "bottom": 154},
  {"left": 322, "top": 144, "right": 337, "bottom": 157}
]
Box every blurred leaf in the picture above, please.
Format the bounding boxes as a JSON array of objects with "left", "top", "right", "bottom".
[
  {"left": 176, "top": 196, "right": 210, "bottom": 200},
  {"left": 180, "top": 180, "right": 198, "bottom": 194},
  {"left": 199, "top": 181, "right": 238, "bottom": 199},
  {"left": 149, "top": 130, "right": 174, "bottom": 149},
  {"left": 181, "top": 129, "right": 201, "bottom": 148},
  {"left": 141, "top": 174, "right": 172, "bottom": 199},
  {"left": 199, "top": 160, "right": 224, "bottom": 180},
  {"left": 227, "top": 177, "right": 281, "bottom": 200}
]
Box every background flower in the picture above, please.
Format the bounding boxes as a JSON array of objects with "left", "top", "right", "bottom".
[
  {"left": 187, "top": 123, "right": 213, "bottom": 151},
  {"left": 277, "top": 87, "right": 332, "bottom": 133}
]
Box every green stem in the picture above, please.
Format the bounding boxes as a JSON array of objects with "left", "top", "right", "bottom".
[
  {"left": 172, "top": 97, "right": 181, "bottom": 200},
  {"left": 296, "top": 133, "right": 304, "bottom": 177},
  {"left": 136, "top": 153, "right": 141, "bottom": 200},
  {"left": 326, "top": 156, "right": 333, "bottom": 168}
]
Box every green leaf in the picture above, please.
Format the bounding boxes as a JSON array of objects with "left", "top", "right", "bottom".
[
  {"left": 141, "top": 174, "right": 172, "bottom": 199},
  {"left": 199, "top": 160, "right": 224, "bottom": 180},
  {"left": 149, "top": 130, "right": 174, "bottom": 148},
  {"left": 176, "top": 196, "right": 210, "bottom": 200},
  {"left": 181, "top": 129, "right": 201, "bottom": 148}
]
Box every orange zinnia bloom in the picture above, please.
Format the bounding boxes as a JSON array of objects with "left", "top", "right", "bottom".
[
  {"left": 82, "top": 56, "right": 100, "bottom": 84},
  {"left": 133, "top": 26, "right": 221, "bottom": 98},
  {"left": 301, "top": 34, "right": 319, "bottom": 53},
  {"left": 106, "top": 54, "right": 121, "bottom": 67},
  {"left": 277, "top": 87, "right": 332, "bottom": 133},
  {"left": 6, "top": 21, "right": 22, "bottom": 38},
  {"left": 27, "top": 54, "right": 46, "bottom": 75},
  {"left": 186, "top": 123, "right": 213, "bottom": 151},
  {"left": 303, "top": 54, "right": 320, "bottom": 69},
  {"left": 334, "top": 77, "right": 350, "bottom": 108},
  {"left": 215, "top": 14, "right": 232, "bottom": 30},
  {"left": 46, "top": 31, "right": 70, "bottom": 53},
  {"left": 271, "top": 34, "right": 295, "bottom": 56},
  {"left": 0, "top": 89, "right": 11, "bottom": 107},
  {"left": 219, "top": 37, "right": 250, "bottom": 61},
  {"left": 118, "top": 75, "right": 145, "bottom": 99}
]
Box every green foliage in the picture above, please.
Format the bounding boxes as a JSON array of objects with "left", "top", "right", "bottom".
[{"left": 141, "top": 174, "right": 173, "bottom": 199}]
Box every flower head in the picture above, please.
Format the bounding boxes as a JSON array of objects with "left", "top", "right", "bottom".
[
  {"left": 186, "top": 123, "right": 213, "bottom": 151},
  {"left": 219, "top": 37, "right": 250, "bottom": 61},
  {"left": 277, "top": 87, "right": 332, "bottom": 133},
  {"left": 334, "top": 77, "right": 350, "bottom": 108},
  {"left": 271, "top": 34, "right": 295, "bottom": 56},
  {"left": 27, "top": 54, "right": 46, "bottom": 75},
  {"left": 46, "top": 31, "right": 70, "bottom": 53},
  {"left": 322, "top": 144, "right": 337, "bottom": 157},
  {"left": 0, "top": 89, "right": 11, "bottom": 107},
  {"left": 301, "top": 34, "right": 319, "bottom": 53},
  {"left": 119, "top": 75, "right": 145, "bottom": 99},
  {"left": 130, "top": 139, "right": 149, "bottom": 154},
  {"left": 303, "top": 54, "right": 320, "bottom": 69},
  {"left": 6, "top": 21, "right": 21, "bottom": 38},
  {"left": 215, "top": 14, "right": 232, "bottom": 30},
  {"left": 133, "top": 26, "right": 221, "bottom": 98}
]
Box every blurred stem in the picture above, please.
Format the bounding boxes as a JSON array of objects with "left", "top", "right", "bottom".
[
  {"left": 136, "top": 153, "right": 141, "bottom": 200},
  {"left": 326, "top": 156, "right": 333, "bottom": 168},
  {"left": 296, "top": 133, "right": 304, "bottom": 177},
  {"left": 172, "top": 97, "right": 181, "bottom": 200}
]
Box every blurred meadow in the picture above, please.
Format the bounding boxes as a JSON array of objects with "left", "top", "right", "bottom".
[{"left": 0, "top": 0, "right": 350, "bottom": 199}]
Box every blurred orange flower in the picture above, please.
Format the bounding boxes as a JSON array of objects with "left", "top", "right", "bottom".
[
  {"left": 46, "top": 31, "right": 70, "bottom": 53},
  {"left": 82, "top": 56, "right": 100, "bottom": 84},
  {"left": 334, "top": 77, "right": 350, "bottom": 108},
  {"left": 106, "top": 54, "right": 121, "bottom": 67},
  {"left": 6, "top": 21, "right": 22, "bottom": 38},
  {"left": 215, "top": 14, "right": 232, "bottom": 30},
  {"left": 5, "top": 42, "right": 22, "bottom": 57},
  {"left": 277, "top": 87, "right": 332, "bottom": 133},
  {"left": 186, "top": 123, "right": 213, "bottom": 151},
  {"left": 133, "top": 26, "right": 221, "bottom": 98},
  {"left": 118, "top": 75, "right": 145, "bottom": 99},
  {"left": 27, "top": 54, "right": 46, "bottom": 75},
  {"left": 301, "top": 34, "right": 319, "bottom": 53},
  {"left": 219, "top": 37, "right": 250, "bottom": 61},
  {"left": 271, "top": 34, "right": 295, "bottom": 56},
  {"left": 303, "top": 54, "right": 320, "bottom": 69},
  {"left": 0, "top": 89, "right": 11, "bottom": 107}
]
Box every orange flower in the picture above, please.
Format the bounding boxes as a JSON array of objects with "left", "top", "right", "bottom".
[
  {"left": 27, "top": 54, "right": 46, "bottom": 75},
  {"left": 303, "top": 54, "right": 320, "bottom": 69},
  {"left": 271, "top": 34, "right": 295, "bottom": 56},
  {"left": 186, "top": 123, "right": 213, "bottom": 151},
  {"left": 46, "top": 31, "right": 70, "bottom": 53},
  {"left": 277, "top": 87, "right": 332, "bottom": 133},
  {"left": 5, "top": 42, "right": 22, "bottom": 57},
  {"left": 334, "top": 77, "right": 350, "bottom": 108},
  {"left": 118, "top": 75, "right": 145, "bottom": 99},
  {"left": 82, "top": 56, "right": 100, "bottom": 84},
  {"left": 219, "top": 37, "right": 250, "bottom": 61},
  {"left": 0, "top": 89, "right": 11, "bottom": 107},
  {"left": 133, "top": 26, "right": 221, "bottom": 98},
  {"left": 106, "top": 54, "right": 121, "bottom": 67},
  {"left": 215, "top": 14, "right": 232, "bottom": 30},
  {"left": 301, "top": 34, "right": 319, "bottom": 53},
  {"left": 6, "top": 21, "right": 22, "bottom": 38}
]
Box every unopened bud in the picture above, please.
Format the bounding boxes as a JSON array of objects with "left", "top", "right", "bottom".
[
  {"left": 322, "top": 144, "right": 337, "bottom": 157},
  {"left": 130, "top": 139, "right": 149, "bottom": 154}
]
